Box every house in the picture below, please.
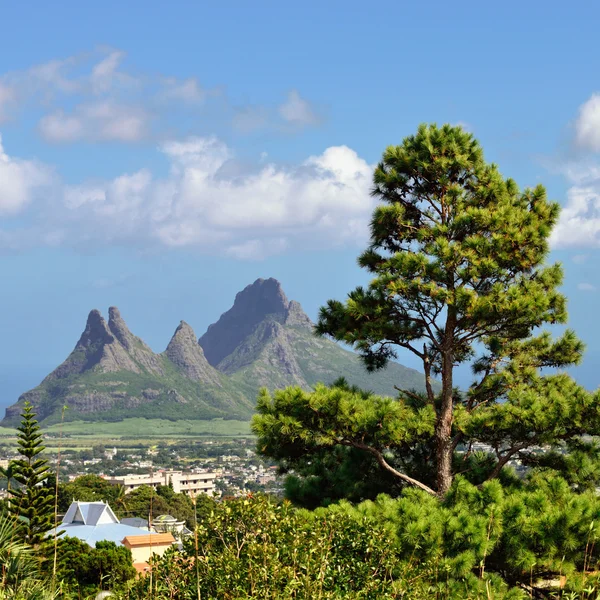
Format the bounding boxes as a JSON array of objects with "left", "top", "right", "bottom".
[
  {"left": 105, "top": 470, "right": 216, "bottom": 496},
  {"left": 49, "top": 501, "right": 162, "bottom": 548},
  {"left": 122, "top": 533, "right": 176, "bottom": 567}
]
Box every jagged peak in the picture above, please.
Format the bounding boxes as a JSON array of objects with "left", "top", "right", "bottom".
[
  {"left": 79, "top": 309, "right": 114, "bottom": 347},
  {"left": 167, "top": 320, "right": 200, "bottom": 347},
  {"left": 199, "top": 277, "right": 314, "bottom": 367},
  {"left": 285, "top": 300, "right": 312, "bottom": 328},
  {"left": 231, "top": 277, "right": 289, "bottom": 317},
  {"left": 165, "top": 321, "right": 219, "bottom": 384},
  {"left": 108, "top": 306, "right": 135, "bottom": 350}
]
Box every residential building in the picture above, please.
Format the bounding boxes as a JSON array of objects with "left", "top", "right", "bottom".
[
  {"left": 105, "top": 470, "right": 216, "bottom": 496},
  {"left": 48, "top": 501, "right": 162, "bottom": 548},
  {"left": 122, "top": 532, "right": 175, "bottom": 566}
]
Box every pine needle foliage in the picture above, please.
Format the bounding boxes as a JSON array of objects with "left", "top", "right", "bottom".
[{"left": 253, "top": 123, "right": 600, "bottom": 499}]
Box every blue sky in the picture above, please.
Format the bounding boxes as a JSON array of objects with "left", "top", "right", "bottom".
[{"left": 1, "top": 0, "right": 600, "bottom": 408}]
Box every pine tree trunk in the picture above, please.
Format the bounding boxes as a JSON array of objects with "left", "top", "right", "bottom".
[{"left": 436, "top": 315, "right": 455, "bottom": 497}]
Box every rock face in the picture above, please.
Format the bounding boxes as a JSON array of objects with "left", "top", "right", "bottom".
[
  {"left": 4, "top": 307, "right": 251, "bottom": 425},
  {"left": 3, "top": 278, "right": 434, "bottom": 426},
  {"left": 199, "top": 278, "right": 299, "bottom": 367},
  {"left": 108, "top": 307, "right": 165, "bottom": 375},
  {"left": 47, "top": 309, "right": 140, "bottom": 378},
  {"left": 164, "top": 321, "right": 222, "bottom": 386},
  {"left": 200, "top": 278, "right": 434, "bottom": 399}
]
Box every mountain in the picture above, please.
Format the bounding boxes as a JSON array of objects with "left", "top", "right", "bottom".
[
  {"left": 3, "top": 309, "right": 254, "bottom": 425},
  {"left": 3, "top": 279, "right": 433, "bottom": 426},
  {"left": 199, "top": 278, "right": 430, "bottom": 396}
]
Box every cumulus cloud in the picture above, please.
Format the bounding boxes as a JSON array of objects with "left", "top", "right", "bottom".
[
  {"left": 39, "top": 101, "right": 149, "bottom": 143},
  {"left": 551, "top": 162, "right": 600, "bottom": 248},
  {"left": 0, "top": 135, "right": 375, "bottom": 258},
  {"left": 575, "top": 94, "right": 600, "bottom": 152},
  {"left": 279, "top": 90, "right": 319, "bottom": 127},
  {"left": 0, "top": 135, "right": 54, "bottom": 215}
]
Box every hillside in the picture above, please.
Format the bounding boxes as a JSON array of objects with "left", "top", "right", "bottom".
[{"left": 2, "top": 279, "right": 432, "bottom": 426}]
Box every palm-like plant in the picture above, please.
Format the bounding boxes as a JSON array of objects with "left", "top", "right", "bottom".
[{"left": 0, "top": 516, "right": 57, "bottom": 599}]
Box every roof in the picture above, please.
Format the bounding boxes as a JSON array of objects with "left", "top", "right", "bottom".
[
  {"left": 121, "top": 517, "right": 149, "bottom": 528},
  {"left": 49, "top": 523, "right": 161, "bottom": 547},
  {"left": 122, "top": 533, "right": 175, "bottom": 547},
  {"left": 62, "top": 501, "right": 118, "bottom": 526},
  {"left": 48, "top": 500, "right": 159, "bottom": 548}
]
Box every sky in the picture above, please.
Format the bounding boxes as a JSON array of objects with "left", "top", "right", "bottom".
[{"left": 2, "top": 0, "right": 600, "bottom": 409}]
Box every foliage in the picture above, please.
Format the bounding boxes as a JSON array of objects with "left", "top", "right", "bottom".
[
  {"left": 0, "top": 515, "right": 58, "bottom": 600},
  {"left": 57, "top": 474, "right": 119, "bottom": 512},
  {"left": 254, "top": 123, "right": 600, "bottom": 501},
  {"left": 40, "top": 536, "right": 135, "bottom": 597},
  {"left": 121, "top": 494, "right": 525, "bottom": 600},
  {"left": 9, "top": 402, "right": 55, "bottom": 546}
]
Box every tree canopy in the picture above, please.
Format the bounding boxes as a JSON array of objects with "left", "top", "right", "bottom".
[{"left": 253, "top": 123, "right": 600, "bottom": 499}]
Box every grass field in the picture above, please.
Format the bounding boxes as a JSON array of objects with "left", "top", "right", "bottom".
[
  {"left": 46, "top": 418, "right": 251, "bottom": 437},
  {"left": 0, "top": 418, "right": 252, "bottom": 441}
]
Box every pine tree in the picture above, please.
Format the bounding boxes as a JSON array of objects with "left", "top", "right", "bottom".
[
  {"left": 253, "top": 123, "right": 599, "bottom": 498},
  {"left": 10, "top": 402, "right": 55, "bottom": 546}
]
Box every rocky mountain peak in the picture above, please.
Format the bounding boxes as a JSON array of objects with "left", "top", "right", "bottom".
[
  {"left": 80, "top": 309, "right": 114, "bottom": 347},
  {"left": 164, "top": 321, "right": 221, "bottom": 386},
  {"left": 234, "top": 278, "right": 289, "bottom": 318},
  {"left": 285, "top": 300, "right": 313, "bottom": 329},
  {"left": 107, "top": 306, "right": 132, "bottom": 349},
  {"left": 199, "top": 278, "right": 296, "bottom": 367}
]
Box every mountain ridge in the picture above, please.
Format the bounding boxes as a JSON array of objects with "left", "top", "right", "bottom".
[{"left": 2, "top": 278, "right": 434, "bottom": 426}]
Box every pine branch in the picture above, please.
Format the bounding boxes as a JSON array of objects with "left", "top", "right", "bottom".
[{"left": 341, "top": 439, "right": 436, "bottom": 496}]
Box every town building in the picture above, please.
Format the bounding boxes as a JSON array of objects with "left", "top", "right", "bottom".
[
  {"left": 152, "top": 514, "right": 192, "bottom": 541},
  {"left": 49, "top": 501, "right": 163, "bottom": 548},
  {"left": 122, "top": 533, "right": 176, "bottom": 567},
  {"left": 48, "top": 501, "right": 177, "bottom": 573},
  {"left": 105, "top": 470, "right": 216, "bottom": 496}
]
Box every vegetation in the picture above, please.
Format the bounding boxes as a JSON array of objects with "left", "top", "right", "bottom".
[
  {"left": 254, "top": 123, "right": 596, "bottom": 500},
  {"left": 9, "top": 402, "right": 55, "bottom": 546},
  {"left": 41, "top": 537, "right": 135, "bottom": 598},
  {"left": 4, "top": 124, "right": 600, "bottom": 599}
]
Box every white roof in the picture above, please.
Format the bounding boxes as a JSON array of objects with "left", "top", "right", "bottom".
[{"left": 62, "top": 501, "right": 119, "bottom": 526}]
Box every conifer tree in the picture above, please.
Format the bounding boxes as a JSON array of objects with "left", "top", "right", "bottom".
[
  {"left": 10, "top": 402, "right": 55, "bottom": 546},
  {"left": 254, "top": 123, "right": 599, "bottom": 498}
]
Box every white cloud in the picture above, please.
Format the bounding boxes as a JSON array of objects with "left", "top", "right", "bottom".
[
  {"left": 550, "top": 159, "right": 600, "bottom": 248},
  {"left": 577, "top": 282, "right": 597, "bottom": 292},
  {"left": 1, "top": 48, "right": 318, "bottom": 143},
  {"left": 0, "top": 135, "right": 375, "bottom": 258},
  {"left": 90, "top": 50, "right": 126, "bottom": 94},
  {"left": 0, "top": 135, "right": 54, "bottom": 215},
  {"left": 232, "top": 106, "right": 269, "bottom": 133},
  {"left": 39, "top": 101, "right": 149, "bottom": 143},
  {"left": 279, "top": 90, "right": 319, "bottom": 127},
  {"left": 575, "top": 93, "right": 600, "bottom": 152}
]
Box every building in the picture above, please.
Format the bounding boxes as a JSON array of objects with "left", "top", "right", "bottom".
[
  {"left": 122, "top": 533, "right": 175, "bottom": 567},
  {"left": 105, "top": 470, "right": 216, "bottom": 496},
  {"left": 49, "top": 501, "right": 163, "bottom": 548},
  {"left": 152, "top": 514, "right": 192, "bottom": 541}
]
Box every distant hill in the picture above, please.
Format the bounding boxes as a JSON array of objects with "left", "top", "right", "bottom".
[{"left": 2, "top": 278, "right": 433, "bottom": 426}]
